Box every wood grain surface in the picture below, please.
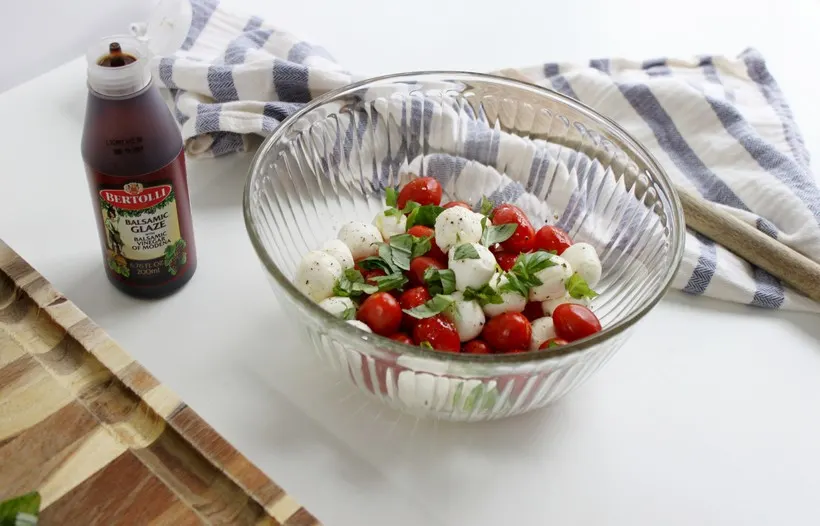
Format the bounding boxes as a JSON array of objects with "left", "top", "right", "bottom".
[{"left": 0, "top": 238, "right": 321, "bottom": 526}]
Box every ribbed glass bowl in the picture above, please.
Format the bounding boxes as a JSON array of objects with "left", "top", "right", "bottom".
[{"left": 243, "top": 72, "right": 685, "bottom": 422}]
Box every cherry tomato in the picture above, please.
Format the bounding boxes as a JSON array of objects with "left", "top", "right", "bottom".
[
  {"left": 413, "top": 315, "right": 461, "bottom": 353},
  {"left": 357, "top": 292, "right": 402, "bottom": 336},
  {"left": 495, "top": 251, "right": 518, "bottom": 272},
  {"left": 399, "top": 286, "right": 431, "bottom": 330},
  {"left": 407, "top": 225, "right": 447, "bottom": 264},
  {"left": 491, "top": 204, "right": 535, "bottom": 253},
  {"left": 522, "top": 301, "right": 545, "bottom": 321},
  {"left": 463, "top": 340, "right": 492, "bottom": 354},
  {"left": 397, "top": 177, "right": 443, "bottom": 209},
  {"left": 533, "top": 225, "right": 573, "bottom": 255},
  {"left": 443, "top": 201, "right": 471, "bottom": 210},
  {"left": 408, "top": 256, "right": 444, "bottom": 287},
  {"left": 389, "top": 332, "right": 414, "bottom": 345},
  {"left": 481, "top": 312, "right": 532, "bottom": 352},
  {"left": 353, "top": 259, "right": 367, "bottom": 275},
  {"left": 539, "top": 337, "right": 570, "bottom": 349},
  {"left": 552, "top": 304, "right": 602, "bottom": 342}
]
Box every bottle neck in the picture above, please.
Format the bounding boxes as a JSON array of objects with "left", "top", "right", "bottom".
[{"left": 87, "top": 64, "right": 152, "bottom": 98}]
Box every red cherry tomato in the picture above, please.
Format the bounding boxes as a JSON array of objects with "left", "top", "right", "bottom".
[
  {"left": 399, "top": 286, "right": 431, "bottom": 330},
  {"left": 538, "top": 337, "right": 570, "bottom": 349},
  {"left": 389, "top": 332, "right": 414, "bottom": 345},
  {"left": 408, "top": 256, "right": 444, "bottom": 287},
  {"left": 552, "top": 304, "right": 602, "bottom": 342},
  {"left": 481, "top": 312, "right": 532, "bottom": 352},
  {"left": 463, "top": 340, "right": 492, "bottom": 354},
  {"left": 533, "top": 225, "right": 573, "bottom": 255},
  {"left": 397, "top": 177, "right": 443, "bottom": 209},
  {"left": 413, "top": 315, "right": 461, "bottom": 353},
  {"left": 495, "top": 251, "right": 518, "bottom": 272},
  {"left": 522, "top": 301, "right": 545, "bottom": 321},
  {"left": 407, "top": 225, "right": 447, "bottom": 264},
  {"left": 357, "top": 292, "right": 402, "bottom": 336},
  {"left": 491, "top": 204, "right": 535, "bottom": 253},
  {"left": 443, "top": 201, "right": 471, "bottom": 210}
]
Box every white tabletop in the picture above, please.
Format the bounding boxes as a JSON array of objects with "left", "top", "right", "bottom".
[{"left": 3, "top": 0, "right": 820, "bottom": 524}]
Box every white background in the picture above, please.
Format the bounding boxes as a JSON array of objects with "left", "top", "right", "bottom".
[{"left": 2, "top": 1, "right": 820, "bottom": 525}]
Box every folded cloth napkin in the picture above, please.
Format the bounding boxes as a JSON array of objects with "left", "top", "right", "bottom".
[{"left": 134, "top": 0, "right": 820, "bottom": 312}]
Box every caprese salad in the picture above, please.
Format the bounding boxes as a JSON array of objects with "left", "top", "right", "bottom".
[{"left": 294, "top": 176, "right": 604, "bottom": 354}]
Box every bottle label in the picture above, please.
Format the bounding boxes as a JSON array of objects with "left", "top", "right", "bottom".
[{"left": 87, "top": 151, "right": 196, "bottom": 288}]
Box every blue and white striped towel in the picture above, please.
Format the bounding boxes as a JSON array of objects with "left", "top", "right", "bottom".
[{"left": 134, "top": 0, "right": 820, "bottom": 312}]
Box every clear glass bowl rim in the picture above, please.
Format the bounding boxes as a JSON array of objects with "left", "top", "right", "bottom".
[{"left": 242, "top": 70, "right": 686, "bottom": 365}]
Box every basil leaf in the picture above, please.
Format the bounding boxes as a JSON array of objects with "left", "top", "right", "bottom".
[
  {"left": 377, "top": 243, "right": 400, "bottom": 273},
  {"left": 406, "top": 204, "right": 444, "bottom": 229},
  {"left": 566, "top": 272, "right": 599, "bottom": 300},
  {"left": 498, "top": 251, "right": 556, "bottom": 297},
  {"left": 463, "top": 283, "right": 505, "bottom": 306},
  {"left": 333, "top": 269, "right": 378, "bottom": 297},
  {"left": 548, "top": 340, "right": 562, "bottom": 348},
  {"left": 481, "top": 223, "right": 517, "bottom": 247},
  {"left": 424, "top": 267, "right": 456, "bottom": 295},
  {"left": 479, "top": 196, "right": 494, "bottom": 216},
  {"left": 385, "top": 187, "right": 399, "bottom": 208},
  {"left": 452, "top": 243, "right": 480, "bottom": 261},
  {"left": 384, "top": 206, "right": 404, "bottom": 218},
  {"left": 0, "top": 492, "right": 41, "bottom": 525},
  {"left": 403, "top": 294, "right": 456, "bottom": 319},
  {"left": 341, "top": 306, "right": 357, "bottom": 321},
  {"left": 420, "top": 341, "right": 434, "bottom": 349},
  {"left": 370, "top": 273, "right": 408, "bottom": 293},
  {"left": 358, "top": 256, "right": 395, "bottom": 275},
  {"left": 388, "top": 234, "right": 414, "bottom": 270},
  {"left": 410, "top": 235, "right": 432, "bottom": 258}
]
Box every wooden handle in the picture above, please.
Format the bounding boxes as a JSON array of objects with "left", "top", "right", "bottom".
[{"left": 676, "top": 185, "right": 820, "bottom": 302}]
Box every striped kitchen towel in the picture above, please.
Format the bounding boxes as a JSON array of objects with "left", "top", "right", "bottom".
[{"left": 134, "top": 0, "right": 820, "bottom": 312}]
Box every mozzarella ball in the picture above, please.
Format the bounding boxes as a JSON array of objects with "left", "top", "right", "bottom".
[
  {"left": 434, "top": 206, "right": 484, "bottom": 253},
  {"left": 542, "top": 294, "right": 590, "bottom": 316},
  {"left": 560, "top": 242, "right": 602, "bottom": 288},
  {"left": 530, "top": 316, "right": 557, "bottom": 351},
  {"left": 321, "top": 239, "right": 354, "bottom": 270},
  {"left": 338, "top": 221, "right": 383, "bottom": 259},
  {"left": 483, "top": 272, "right": 527, "bottom": 317},
  {"left": 448, "top": 243, "right": 496, "bottom": 291},
  {"left": 318, "top": 296, "right": 355, "bottom": 318},
  {"left": 446, "top": 292, "right": 486, "bottom": 342},
  {"left": 372, "top": 210, "right": 407, "bottom": 240},
  {"left": 347, "top": 320, "right": 372, "bottom": 333},
  {"left": 529, "top": 255, "right": 573, "bottom": 301},
  {"left": 294, "top": 250, "right": 343, "bottom": 302}
]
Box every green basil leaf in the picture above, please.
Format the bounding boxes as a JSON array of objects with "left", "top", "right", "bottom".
[
  {"left": 548, "top": 340, "right": 562, "bottom": 348},
  {"left": 341, "top": 306, "right": 357, "bottom": 321},
  {"left": 420, "top": 341, "right": 434, "bottom": 349},
  {"left": 498, "top": 272, "right": 529, "bottom": 298},
  {"left": 333, "top": 269, "right": 378, "bottom": 297},
  {"left": 424, "top": 268, "right": 456, "bottom": 295},
  {"left": 388, "top": 234, "right": 414, "bottom": 271},
  {"left": 385, "top": 187, "right": 398, "bottom": 208},
  {"left": 377, "top": 243, "right": 400, "bottom": 273},
  {"left": 403, "top": 294, "right": 456, "bottom": 319},
  {"left": 384, "top": 206, "right": 404, "bottom": 218},
  {"left": 452, "top": 243, "right": 480, "bottom": 261},
  {"left": 514, "top": 251, "right": 556, "bottom": 276},
  {"left": 463, "top": 283, "right": 505, "bottom": 306},
  {"left": 481, "top": 223, "right": 517, "bottom": 247},
  {"left": 370, "top": 273, "right": 409, "bottom": 293},
  {"left": 357, "top": 256, "right": 394, "bottom": 275},
  {"left": 479, "top": 196, "right": 494, "bottom": 216},
  {"left": 0, "top": 492, "right": 41, "bottom": 525},
  {"left": 410, "top": 235, "right": 432, "bottom": 258},
  {"left": 406, "top": 204, "right": 444, "bottom": 229},
  {"left": 566, "top": 272, "right": 599, "bottom": 300}
]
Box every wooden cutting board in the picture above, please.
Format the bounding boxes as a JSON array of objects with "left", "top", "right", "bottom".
[{"left": 0, "top": 239, "right": 320, "bottom": 525}]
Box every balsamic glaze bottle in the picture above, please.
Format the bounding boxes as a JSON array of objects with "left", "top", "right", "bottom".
[{"left": 81, "top": 35, "right": 197, "bottom": 299}]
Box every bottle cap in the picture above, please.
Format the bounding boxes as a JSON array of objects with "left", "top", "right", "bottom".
[{"left": 86, "top": 35, "right": 152, "bottom": 97}]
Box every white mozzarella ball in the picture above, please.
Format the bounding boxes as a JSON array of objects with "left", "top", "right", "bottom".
[
  {"left": 542, "top": 294, "right": 590, "bottom": 315},
  {"left": 321, "top": 239, "right": 354, "bottom": 270},
  {"left": 483, "top": 272, "right": 527, "bottom": 317},
  {"left": 560, "top": 242, "right": 602, "bottom": 288},
  {"left": 434, "top": 206, "right": 484, "bottom": 253},
  {"left": 294, "top": 250, "right": 343, "bottom": 302},
  {"left": 446, "top": 292, "right": 486, "bottom": 342},
  {"left": 318, "top": 296, "right": 355, "bottom": 318},
  {"left": 530, "top": 316, "right": 557, "bottom": 351},
  {"left": 372, "top": 210, "right": 407, "bottom": 240},
  {"left": 448, "top": 243, "right": 497, "bottom": 291},
  {"left": 347, "top": 319, "right": 372, "bottom": 333},
  {"left": 338, "top": 221, "right": 383, "bottom": 259},
  {"left": 529, "top": 255, "right": 573, "bottom": 301}
]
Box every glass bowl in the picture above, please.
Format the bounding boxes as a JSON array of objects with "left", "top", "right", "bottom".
[{"left": 243, "top": 72, "right": 685, "bottom": 422}]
